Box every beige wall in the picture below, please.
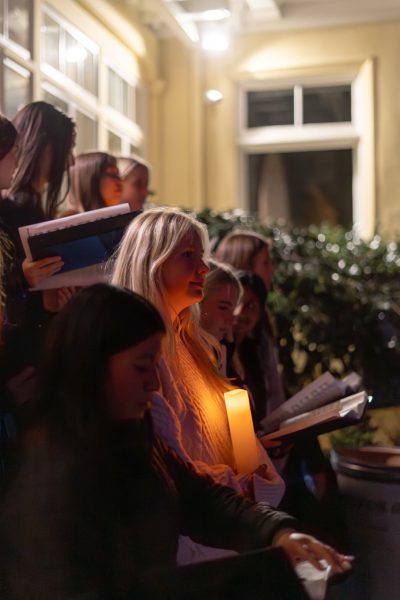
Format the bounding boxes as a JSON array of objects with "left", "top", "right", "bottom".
[{"left": 157, "top": 21, "right": 400, "bottom": 236}]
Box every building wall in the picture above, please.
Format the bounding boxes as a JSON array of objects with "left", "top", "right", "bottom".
[{"left": 157, "top": 20, "right": 400, "bottom": 237}]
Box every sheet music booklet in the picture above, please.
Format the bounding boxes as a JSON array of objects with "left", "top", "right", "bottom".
[
  {"left": 18, "top": 204, "right": 136, "bottom": 290},
  {"left": 259, "top": 371, "right": 368, "bottom": 442}
]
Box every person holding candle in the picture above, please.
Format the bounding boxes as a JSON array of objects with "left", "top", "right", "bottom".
[
  {"left": 0, "top": 284, "right": 353, "bottom": 598},
  {"left": 111, "top": 208, "right": 288, "bottom": 563}
]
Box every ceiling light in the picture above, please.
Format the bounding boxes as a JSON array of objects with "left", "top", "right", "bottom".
[{"left": 201, "top": 29, "right": 229, "bottom": 52}]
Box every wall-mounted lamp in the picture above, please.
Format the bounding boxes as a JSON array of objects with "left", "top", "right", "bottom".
[{"left": 204, "top": 89, "right": 224, "bottom": 103}]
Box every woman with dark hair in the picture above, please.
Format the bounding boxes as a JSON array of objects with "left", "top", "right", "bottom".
[
  {"left": 0, "top": 283, "right": 352, "bottom": 599},
  {"left": 66, "top": 151, "right": 122, "bottom": 214},
  {"left": 233, "top": 272, "right": 284, "bottom": 429},
  {"left": 0, "top": 102, "right": 76, "bottom": 377}
]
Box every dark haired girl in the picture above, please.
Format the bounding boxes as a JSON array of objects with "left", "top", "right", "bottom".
[
  {"left": 0, "top": 284, "right": 352, "bottom": 599},
  {"left": 66, "top": 151, "right": 122, "bottom": 214},
  {"left": 0, "top": 102, "right": 76, "bottom": 377},
  {"left": 233, "top": 272, "right": 285, "bottom": 430}
]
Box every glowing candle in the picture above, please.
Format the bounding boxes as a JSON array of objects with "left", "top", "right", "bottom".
[{"left": 224, "top": 388, "right": 259, "bottom": 474}]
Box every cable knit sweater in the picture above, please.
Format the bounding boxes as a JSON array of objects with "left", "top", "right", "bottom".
[{"left": 151, "top": 335, "right": 286, "bottom": 564}]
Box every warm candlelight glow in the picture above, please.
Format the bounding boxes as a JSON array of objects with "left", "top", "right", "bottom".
[{"left": 224, "top": 388, "right": 259, "bottom": 473}]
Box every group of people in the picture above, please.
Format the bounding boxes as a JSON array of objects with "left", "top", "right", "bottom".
[{"left": 0, "top": 102, "right": 353, "bottom": 598}]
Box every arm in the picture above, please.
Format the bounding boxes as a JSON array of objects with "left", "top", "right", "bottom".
[{"left": 161, "top": 443, "right": 353, "bottom": 575}]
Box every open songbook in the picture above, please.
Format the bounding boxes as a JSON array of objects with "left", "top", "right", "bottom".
[
  {"left": 259, "top": 371, "right": 367, "bottom": 442},
  {"left": 18, "top": 204, "right": 138, "bottom": 290},
  {"left": 259, "top": 391, "right": 368, "bottom": 442}
]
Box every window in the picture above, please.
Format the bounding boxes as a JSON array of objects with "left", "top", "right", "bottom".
[
  {"left": 246, "top": 84, "right": 352, "bottom": 128},
  {"left": 248, "top": 149, "right": 353, "bottom": 228},
  {"left": 247, "top": 89, "right": 294, "bottom": 127},
  {"left": 107, "top": 66, "right": 135, "bottom": 120},
  {"left": 0, "top": 0, "right": 32, "bottom": 52},
  {"left": 303, "top": 86, "right": 351, "bottom": 124},
  {"left": 42, "top": 9, "right": 98, "bottom": 96},
  {"left": 2, "top": 57, "right": 31, "bottom": 117},
  {"left": 238, "top": 64, "right": 375, "bottom": 238}
]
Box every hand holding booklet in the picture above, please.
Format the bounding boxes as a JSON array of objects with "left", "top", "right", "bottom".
[
  {"left": 259, "top": 371, "right": 368, "bottom": 443},
  {"left": 18, "top": 204, "right": 138, "bottom": 290}
]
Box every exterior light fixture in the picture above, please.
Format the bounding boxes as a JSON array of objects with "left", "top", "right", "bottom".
[{"left": 204, "top": 89, "right": 223, "bottom": 103}]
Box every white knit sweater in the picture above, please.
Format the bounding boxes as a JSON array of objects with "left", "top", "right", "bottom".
[{"left": 151, "top": 335, "right": 286, "bottom": 564}]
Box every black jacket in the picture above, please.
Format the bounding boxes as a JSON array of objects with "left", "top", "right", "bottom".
[{"left": 0, "top": 418, "right": 297, "bottom": 599}]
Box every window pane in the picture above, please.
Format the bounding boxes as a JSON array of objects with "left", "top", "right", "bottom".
[
  {"left": 108, "top": 131, "right": 122, "bottom": 154},
  {"left": 108, "top": 67, "right": 134, "bottom": 119},
  {"left": 75, "top": 110, "right": 97, "bottom": 154},
  {"left": 248, "top": 149, "right": 353, "bottom": 228},
  {"left": 65, "top": 32, "right": 79, "bottom": 85},
  {"left": 130, "top": 144, "right": 139, "bottom": 156},
  {"left": 42, "top": 89, "right": 69, "bottom": 113},
  {"left": 247, "top": 89, "right": 294, "bottom": 127},
  {"left": 83, "top": 52, "right": 97, "bottom": 96},
  {"left": 0, "top": 0, "right": 4, "bottom": 36},
  {"left": 108, "top": 68, "right": 122, "bottom": 113},
  {"left": 42, "top": 12, "right": 98, "bottom": 96},
  {"left": 303, "top": 85, "right": 352, "bottom": 124},
  {"left": 8, "top": 0, "right": 31, "bottom": 50},
  {"left": 3, "top": 61, "right": 30, "bottom": 118},
  {"left": 42, "top": 14, "right": 60, "bottom": 70}
]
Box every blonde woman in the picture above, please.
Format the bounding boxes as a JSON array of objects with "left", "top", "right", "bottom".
[
  {"left": 112, "top": 207, "right": 282, "bottom": 494},
  {"left": 112, "top": 208, "right": 287, "bottom": 564},
  {"left": 111, "top": 208, "right": 356, "bottom": 572}
]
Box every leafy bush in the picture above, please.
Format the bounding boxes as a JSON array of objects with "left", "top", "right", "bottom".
[{"left": 198, "top": 208, "right": 400, "bottom": 407}]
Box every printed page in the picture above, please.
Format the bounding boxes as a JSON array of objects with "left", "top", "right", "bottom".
[
  {"left": 261, "top": 372, "right": 346, "bottom": 433},
  {"left": 259, "top": 391, "right": 367, "bottom": 442}
]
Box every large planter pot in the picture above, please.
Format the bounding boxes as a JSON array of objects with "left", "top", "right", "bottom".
[{"left": 331, "top": 447, "right": 400, "bottom": 600}]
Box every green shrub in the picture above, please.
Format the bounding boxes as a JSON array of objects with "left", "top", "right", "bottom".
[{"left": 198, "top": 208, "right": 400, "bottom": 406}]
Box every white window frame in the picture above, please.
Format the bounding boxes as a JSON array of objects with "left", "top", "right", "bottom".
[
  {"left": 41, "top": 4, "right": 99, "bottom": 99},
  {"left": 237, "top": 60, "right": 375, "bottom": 239}
]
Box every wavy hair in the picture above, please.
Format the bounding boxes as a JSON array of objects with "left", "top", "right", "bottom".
[{"left": 112, "top": 207, "right": 231, "bottom": 395}]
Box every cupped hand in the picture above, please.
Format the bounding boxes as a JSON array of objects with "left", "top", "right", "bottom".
[
  {"left": 273, "top": 531, "right": 354, "bottom": 575},
  {"left": 22, "top": 256, "right": 64, "bottom": 287}
]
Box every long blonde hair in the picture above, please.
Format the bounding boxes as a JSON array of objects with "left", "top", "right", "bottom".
[{"left": 112, "top": 207, "right": 231, "bottom": 395}]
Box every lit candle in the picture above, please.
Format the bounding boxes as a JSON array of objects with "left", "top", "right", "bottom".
[{"left": 224, "top": 388, "right": 259, "bottom": 474}]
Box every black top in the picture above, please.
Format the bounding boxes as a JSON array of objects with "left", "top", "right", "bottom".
[{"left": 0, "top": 418, "right": 299, "bottom": 599}]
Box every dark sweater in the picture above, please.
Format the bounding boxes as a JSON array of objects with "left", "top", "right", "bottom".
[{"left": 0, "top": 418, "right": 297, "bottom": 599}]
